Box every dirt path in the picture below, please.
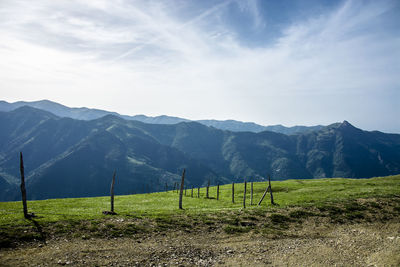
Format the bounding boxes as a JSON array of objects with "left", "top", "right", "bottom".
[{"left": 1, "top": 221, "right": 399, "bottom": 266}]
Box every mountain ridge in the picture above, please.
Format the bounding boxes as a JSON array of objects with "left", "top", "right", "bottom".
[
  {"left": 0, "top": 99, "right": 324, "bottom": 134},
  {"left": 1, "top": 106, "right": 399, "bottom": 201}
]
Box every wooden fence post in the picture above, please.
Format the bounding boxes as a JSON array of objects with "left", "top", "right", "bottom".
[
  {"left": 191, "top": 186, "right": 193, "bottom": 198},
  {"left": 102, "top": 170, "right": 117, "bottom": 215},
  {"left": 206, "top": 180, "right": 210, "bottom": 198},
  {"left": 250, "top": 181, "right": 253, "bottom": 205},
  {"left": 110, "top": 170, "right": 116, "bottom": 213},
  {"left": 19, "top": 152, "right": 30, "bottom": 218},
  {"left": 268, "top": 175, "right": 275, "bottom": 205},
  {"left": 258, "top": 174, "right": 276, "bottom": 206},
  {"left": 179, "top": 169, "right": 186, "bottom": 209},
  {"left": 198, "top": 187, "right": 200, "bottom": 198},
  {"left": 217, "top": 184, "right": 220, "bottom": 200},
  {"left": 243, "top": 180, "right": 247, "bottom": 208},
  {"left": 232, "top": 182, "right": 235, "bottom": 203}
]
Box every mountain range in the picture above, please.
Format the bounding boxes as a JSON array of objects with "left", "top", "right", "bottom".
[
  {"left": 0, "top": 100, "right": 324, "bottom": 134},
  {"left": 1, "top": 103, "right": 400, "bottom": 201}
]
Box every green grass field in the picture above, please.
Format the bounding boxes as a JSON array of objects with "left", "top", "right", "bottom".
[
  {"left": 1, "top": 175, "right": 399, "bottom": 227},
  {"left": 1, "top": 175, "right": 400, "bottom": 264},
  {"left": 1, "top": 175, "right": 400, "bottom": 248}
]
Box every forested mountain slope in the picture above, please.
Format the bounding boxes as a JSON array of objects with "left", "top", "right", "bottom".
[{"left": 1, "top": 106, "right": 399, "bottom": 200}]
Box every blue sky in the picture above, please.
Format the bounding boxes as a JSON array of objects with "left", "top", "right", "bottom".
[{"left": 0, "top": 0, "right": 399, "bottom": 132}]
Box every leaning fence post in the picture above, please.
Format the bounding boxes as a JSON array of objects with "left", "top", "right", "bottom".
[
  {"left": 179, "top": 169, "right": 186, "bottom": 209},
  {"left": 19, "top": 152, "right": 30, "bottom": 218},
  {"left": 232, "top": 182, "right": 235, "bottom": 203},
  {"left": 250, "top": 181, "right": 253, "bottom": 205},
  {"left": 258, "top": 183, "right": 269, "bottom": 206},
  {"left": 217, "top": 184, "right": 220, "bottom": 200},
  {"left": 243, "top": 179, "right": 247, "bottom": 208}
]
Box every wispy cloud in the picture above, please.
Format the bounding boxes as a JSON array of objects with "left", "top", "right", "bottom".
[{"left": 0, "top": 0, "right": 399, "bottom": 132}]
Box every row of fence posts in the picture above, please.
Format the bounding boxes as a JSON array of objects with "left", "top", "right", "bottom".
[
  {"left": 18, "top": 152, "right": 275, "bottom": 216},
  {"left": 174, "top": 169, "right": 275, "bottom": 209}
]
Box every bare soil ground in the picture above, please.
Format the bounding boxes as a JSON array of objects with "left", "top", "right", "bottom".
[
  {"left": 1, "top": 198, "right": 400, "bottom": 266},
  {"left": 1, "top": 221, "right": 399, "bottom": 266}
]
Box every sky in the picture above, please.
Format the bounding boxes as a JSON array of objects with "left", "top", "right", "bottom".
[{"left": 0, "top": 0, "right": 399, "bottom": 133}]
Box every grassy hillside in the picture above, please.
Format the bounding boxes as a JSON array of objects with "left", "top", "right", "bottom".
[
  {"left": 1, "top": 175, "right": 400, "bottom": 248},
  {"left": 1, "top": 175, "right": 399, "bottom": 224}
]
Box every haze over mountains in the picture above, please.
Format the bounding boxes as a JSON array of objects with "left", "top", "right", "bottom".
[
  {"left": 1, "top": 101, "right": 400, "bottom": 201},
  {"left": 0, "top": 100, "right": 323, "bottom": 134}
]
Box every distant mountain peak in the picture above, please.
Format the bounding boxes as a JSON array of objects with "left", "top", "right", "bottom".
[
  {"left": 341, "top": 120, "right": 351, "bottom": 126},
  {"left": 339, "top": 120, "right": 357, "bottom": 130}
]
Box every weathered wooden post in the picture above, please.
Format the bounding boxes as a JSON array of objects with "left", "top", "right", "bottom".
[
  {"left": 268, "top": 175, "right": 275, "bottom": 205},
  {"left": 197, "top": 187, "right": 200, "bottom": 198},
  {"left": 19, "top": 152, "right": 30, "bottom": 218},
  {"left": 110, "top": 170, "right": 116, "bottom": 213},
  {"left": 179, "top": 169, "right": 186, "bottom": 209},
  {"left": 258, "top": 175, "right": 275, "bottom": 206},
  {"left": 243, "top": 180, "right": 247, "bottom": 208},
  {"left": 102, "top": 170, "right": 117, "bottom": 215},
  {"left": 250, "top": 181, "right": 253, "bottom": 205},
  {"left": 191, "top": 186, "right": 193, "bottom": 198},
  {"left": 217, "top": 184, "right": 220, "bottom": 200},
  {"left": 232, "top": 182, "right": 235, "bottom": 203},
  {"left": 206, "top": 180, "right": 210, "bottom": 198}
]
